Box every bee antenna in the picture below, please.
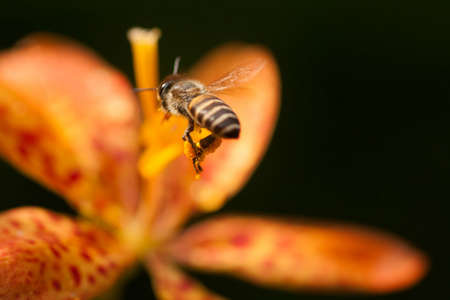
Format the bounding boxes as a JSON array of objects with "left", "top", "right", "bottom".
[
  {"left": 173, "top": 56, "right": 181, "bottom": 74},
  {"left": 133, "top": 87, "right": 158, "bottom": 93}
]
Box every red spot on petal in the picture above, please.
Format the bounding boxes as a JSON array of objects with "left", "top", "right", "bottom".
[
  {"left": 16, "top": 131, "right": 39, "bottom": 160},
  {"left": 46, "top": 211, "right": 63, "bottom": 222},
  {"left": 59, "top": 243, "right": 69, "bottom": 252},
  {"left": 97, "top": 265, "right": 107, "bottom": 276},
  {"left": 32, "top": 218, "right": 45, "bottom": 230},
  {"left": 83, "top": 231, "right": 98, "bottom": 243},
  {"left": 230, "top": 234, "right": 250, "bottom": 247},
  {"left": 23, "top": 249, "right": 33, "bottom": 255},
  {"left": 96, "top": 247, "right": 107, "bottom": 256},
  {"left": 25, "top": 258, "right": 39, "bottom": 263},
  {"left": 109, "top": 261, "right": 117, "bottom": 269},
  {"left": 52, "top": 280, "right": 61, "bottom": 291},
  {"left": 9, "top": 219, "right": 21, "bottom": 229},
  {"left": 70, "top": 265, "right": 81, "bottom": 286},
  {"left": 20, "top": 131, "right": 39, "bottom": 145},
  {"left": 26, "top": 239, "right": 36, "bottom": 244},
  {"left": 178, "top": 278, "right": 194, "bottom": 291},
  {"left": 39, "top": 262, "right": 46, "bottom": 276},
  {"left": 88, "top": 274, "right": 96, "bottom": 284},
  {"left": 18, "top": 144, "right": 29, "bottom": 159},
  {"left": 66, "top": 170, "right": 81, "bottom": 185},
  {"left": 80, "top": 250, "right": 92, "bottom": 262},
  {"left": 42, "top": 153, "right": 56, "bottom": 180}
]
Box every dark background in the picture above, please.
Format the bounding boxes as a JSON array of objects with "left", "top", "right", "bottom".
[{"left": 1, "top": 1, "right": 449, "bottom": 299}]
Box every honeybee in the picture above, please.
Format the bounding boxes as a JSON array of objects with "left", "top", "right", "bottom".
[{"left": 134, "top": 57, "right": 265, "bottom": 173}]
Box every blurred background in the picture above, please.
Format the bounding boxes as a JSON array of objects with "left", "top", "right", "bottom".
[{"left": 1, "top": 0, "right": 449, "bottom": 299}]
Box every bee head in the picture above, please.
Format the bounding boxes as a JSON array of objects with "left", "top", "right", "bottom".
[{"left": 158, "top": 74, "right": 184, "bottom": 100}]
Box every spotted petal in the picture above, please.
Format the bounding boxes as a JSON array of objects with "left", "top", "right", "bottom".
[
  {"left": 167, "top": 215, "right": 427, "bottom": 293},
  {"left": 188, "top": 43, "right": 280, "bottom": 212},
  {"left": 146, "top": 252, "right": 226, "bottom": 300},
  {"left": 0, "top": 34, "right": 140, "bottom": 227},
  {"left": 0, "top": 207, "right": 135, "bottom": 300}
]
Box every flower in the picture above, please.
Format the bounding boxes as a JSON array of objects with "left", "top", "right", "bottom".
[{"left": 0, "top": 28, "right": 427, "bottom": 300}]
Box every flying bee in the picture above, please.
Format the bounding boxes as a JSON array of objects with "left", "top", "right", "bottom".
[{"left": 134, "top": 57, "right": 265, "bottom": 174}]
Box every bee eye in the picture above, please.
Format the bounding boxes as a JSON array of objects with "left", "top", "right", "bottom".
[{"left": 159, "top": 81, "right": 173, "bottom": 99}]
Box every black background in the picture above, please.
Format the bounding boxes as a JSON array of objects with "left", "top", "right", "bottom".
[{"left": 0, "top": 1, "right": 449, "bottom": 299}]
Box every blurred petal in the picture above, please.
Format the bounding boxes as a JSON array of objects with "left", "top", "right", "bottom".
[
  {"left": 136, "top": 118, "right": 187, "bottom": 235},
  {"left": 0, "top": 34, "right": 140, "bottom": 227},
  {"left": 167, "top": 215, "right": 427, "bottom": 293},
  {"left": 146, "top": 252, "right": 227, "bottom": 300},
  {"left": 0, "top": 207, "right": 135, "bottom": 300},
  {"left": 148, "top": 156, "right": 197, "bottom": 242},
  {"left": 188, "top": 43, "right": 280, "bottom": 212}
]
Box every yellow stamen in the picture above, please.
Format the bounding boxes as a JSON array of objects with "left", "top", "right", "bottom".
[
  {"left": 128, "top": 28, "right": 185, "bottom": 180},
  {"left": 127, "top": 27, "right": 161, "bottom": 117}
]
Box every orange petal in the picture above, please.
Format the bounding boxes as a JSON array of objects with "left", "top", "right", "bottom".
[
  {"left": 0, "top": 34, "right": 140, "bottom": 227},
  {"left": 146, "top": 252, "right": 227, "bottom": 300},
  {"left": 167, "top": 215, "right": 428, "bottom": 293},
  {"left": 187, "top": 43, "right": 280, "bottom": 212},
  {"left": 0, "top": 207, "right": 135, "bottom": 300}
]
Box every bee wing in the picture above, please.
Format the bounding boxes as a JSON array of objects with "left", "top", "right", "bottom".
[{"left": 206, "top": 59, "right": 265, "bottom": 93}]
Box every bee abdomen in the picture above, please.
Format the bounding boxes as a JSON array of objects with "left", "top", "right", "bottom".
[{"left": 188, "top": 94, "right": 240, "bottom": 139}]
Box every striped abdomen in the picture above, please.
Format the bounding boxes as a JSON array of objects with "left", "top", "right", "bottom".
[{"left": 188, "top": 94, "right": 240, "bottom": 139}]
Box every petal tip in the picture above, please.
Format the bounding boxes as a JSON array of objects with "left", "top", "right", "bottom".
[{"left": 370, "top": 245, "right": 428, "bottom": 292}]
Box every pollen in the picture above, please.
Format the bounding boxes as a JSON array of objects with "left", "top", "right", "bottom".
[
  {"left": 184, "top": 141, "right": 199, "bottom": 161},
  {"left": 183, "top": 136, "right": 222, "bottom": 163}
]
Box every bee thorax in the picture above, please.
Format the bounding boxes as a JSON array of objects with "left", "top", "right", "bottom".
[{"left": 159, "top": 78, "right": 206, "bottom": 118}]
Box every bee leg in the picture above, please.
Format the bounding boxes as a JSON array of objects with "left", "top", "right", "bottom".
[
  {"left": 182, "top": 120, "right": 199, "bottom": 154},
  {"left": 183, "top": 120, "right": 204, "bottom": 173},
  {"left": 193, "top": 159, "right": 203, "bottom": 173}
]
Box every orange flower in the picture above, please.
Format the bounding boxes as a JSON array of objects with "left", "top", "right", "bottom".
[{"left": 0, "top": 28, "right": 427, "bottom": 300}]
